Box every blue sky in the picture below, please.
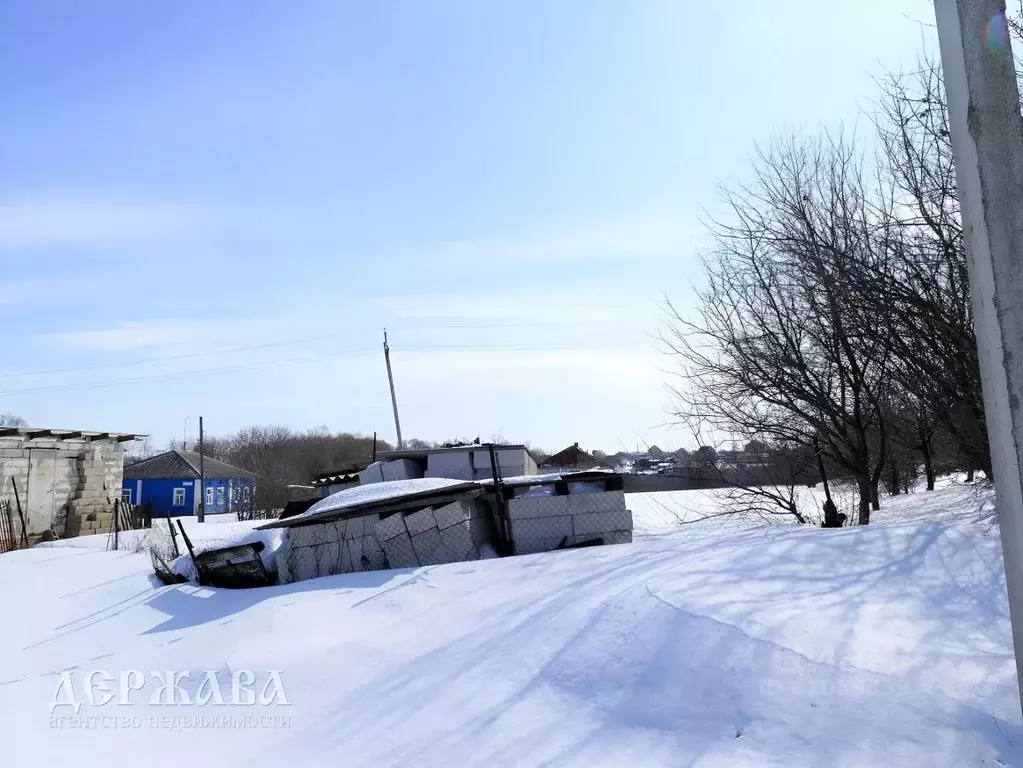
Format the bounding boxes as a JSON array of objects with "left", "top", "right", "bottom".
[{"left": 0, "top": 0, "right": 931, "bottom": 453}]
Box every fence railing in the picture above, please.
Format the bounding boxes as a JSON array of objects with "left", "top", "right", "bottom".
[
  {"left": 0, "top": 498, "right": 28, "bottom": 554},
  {"left": 108, "top": 498, "right": 153, "bottom": 551}
]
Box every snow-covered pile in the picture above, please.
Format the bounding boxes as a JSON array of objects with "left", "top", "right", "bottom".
[
  {"left": 157, "top": 520, "right": 285, "bottom": 582},
  {"left": 36, "top": 516, "right": 285, "bottom": 584},
  {"left": 2, "top": 481, "right": 1019, "bottom": 766},
  {"left": 279, "top": 477, "right": 474, "bottom": 527}
]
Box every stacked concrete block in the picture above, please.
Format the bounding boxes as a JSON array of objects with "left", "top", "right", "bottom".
[
  {"left": 358, "top": 462, "right": 386, "bottom": 485},
  {"left": 0, "top": 437, "right": 127, "bottom": 540},
  {"left": 468, "top": 448, "right": 537, "bottom": 480},
  {"left": 359, "top": 458, "right": 428, "bottom": 486},
  {"left": 380, "top": 459, "right": 423, "bottom": 482},
  {"left": 277, "top": 514, "right": 386, "bottom": 584},
  {"left": 371, "top": 499, "right": 492, "bottom": 570},
  {"left": 65, "top": 444, "right": 124, "bottom": 538},
  {"left": 506, "top": 490, "right": 633, "bottom": 555},
  {"left": 372, "top": 510, "right": 418, "bottom": 569},
  {"left": 424, "top": 452, "right": 474, "bottom": 481}
]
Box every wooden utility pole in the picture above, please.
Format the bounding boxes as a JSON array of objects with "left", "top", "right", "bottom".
[
  {"left": 198, "top": 416, "right": 206, "bottom": 523},
  {"left": 383, "top": 330, "right": 404, "bottom": 450},
  {"left": 934, "top": 0, "right": 1023, "bottom": 713}
]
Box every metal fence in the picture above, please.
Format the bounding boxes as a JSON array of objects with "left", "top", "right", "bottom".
[
  {"left": 0, "top": 498, "right": 28, "bottom": 554},
  {"left": 503, "top": 487, "right": 633, "bottom": 555}
]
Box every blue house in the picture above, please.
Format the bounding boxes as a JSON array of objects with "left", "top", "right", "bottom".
[{"left": 122, "top": 449, "right": 256, "bottom": 517}]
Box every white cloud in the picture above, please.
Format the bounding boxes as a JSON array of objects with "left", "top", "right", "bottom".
[{"left": 0, "top": 199, "right": 206, "bottom": 248}]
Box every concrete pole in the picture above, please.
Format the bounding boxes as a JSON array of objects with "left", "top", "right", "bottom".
[
  {"left": 383, "top": 329, "right": 404, "bottom": 450},
  {"left": 934, "top": 0, "right": 1023, "bottom": 712},
  {"left": 198, "top": 416, "right": 205, "bottom": 523}
]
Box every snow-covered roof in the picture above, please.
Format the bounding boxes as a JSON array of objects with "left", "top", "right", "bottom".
[
  {"left": 258, "top": 477, "right": 480, "bottom": 529},
  {"left": 478, "top": 469, "right": 615, "bottom": 488},
  {"left": 0, "top": 426, "right": 143, "bottom": 442}
]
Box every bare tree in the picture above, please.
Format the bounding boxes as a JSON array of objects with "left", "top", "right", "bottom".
[
  {"left": 125, "top": 435, "right": 157, "bottom": 462},
  {"left": 870, "top": 58, "right": 990, "bottom": 478},
  {"left": 195, "top": 426, "right": 388, "bottom": 515},
  {"left": 0, "top": 413, "right": 27, "bottom": 427},
  {"left": 665, "top": 132, "right": 893, "bottom": 524}
]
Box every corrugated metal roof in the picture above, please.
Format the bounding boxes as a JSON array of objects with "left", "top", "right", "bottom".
[
  {"left": 124, "top": 449, "right": 257, "bottom": 480},
  {"left": 540, "top": 443, "right": 601, "bottom": 469},
  {"left": 0, "top": 427, "right": 143, "bottom": 442}
]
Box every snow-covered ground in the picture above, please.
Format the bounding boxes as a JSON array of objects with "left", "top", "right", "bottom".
[{"left": 2, "top": 480, "right": 1019, "bottom": 766}]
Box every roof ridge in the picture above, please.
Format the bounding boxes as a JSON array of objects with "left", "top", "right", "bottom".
[{"left": 174, "top": 448, "right": 202, "bottom": 476}]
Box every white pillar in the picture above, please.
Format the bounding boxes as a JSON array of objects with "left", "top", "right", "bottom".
[{"left": 934, "top": 0, "right": 1023, "bottom": 712}]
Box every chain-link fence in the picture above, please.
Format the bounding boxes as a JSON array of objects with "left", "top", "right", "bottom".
[{"left": 504, "top": 488, "right": 633, "bottom": 555}]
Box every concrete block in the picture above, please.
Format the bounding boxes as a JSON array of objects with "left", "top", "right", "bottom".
[
  {"left": 534, "top": 496, "right": 572, "bottom": 518},
  {"left": 573, "top": 510, "right": 633, "bottom": 537},
  {"left": 352, "top": 534, "right": 387, "bottom": 570},
  {"left": 603, "top": 531, "right": 633, "bottom": 546},
  {"left": 411, "top": 527, "right": 444, "bottom": 565},
  {"left": 374, "top": 513, "right": 407, "bottom": 543},
  {"left": 425, "top": 452, "right": 473, "bottom": 480},
  {"left": 381, "top": 459, "right": 423, "bottom": 482},
  {"left": 469, "top": 515, "right": 493, "bottom": 547},
  {"left": 287, "top": 526, "right": 319, "bottom": 550},
  {"left": 434, "top": 500, "right": 471, "bottom": 530},
  {"left": 383, "top": 532, "right": 418, "bottom": 569},
  {"left": 356, "top": 516, "right": 377, "bottom": 539},
  {"left": 359, "top": 463, "right": 386, "bottom": 485},
  {"left": 404, "top": 507, "right": 437, "bottom": 537},
  {"left": 336, "top": 517, "right": 362, "bottom": 539},
  {"left": 438, "top": 523, "right": 475, "bottom": 562},
  {"left": 506, "top": 497, "right": 538, "bottom": 520},
  {"left": 509, "top": 514, "right": 573, "bottom": 543},
  {"left": 513, "top": 536, "right": 563, "bottom": 555}
]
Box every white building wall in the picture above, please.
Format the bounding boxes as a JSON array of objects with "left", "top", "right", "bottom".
[{"left": 0, "top": 438, "right": 126, "bottom": 539}]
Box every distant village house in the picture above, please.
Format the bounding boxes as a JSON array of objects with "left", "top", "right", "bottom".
[{"left": 122, "top": 449, "right": 255, "bottom": 517}]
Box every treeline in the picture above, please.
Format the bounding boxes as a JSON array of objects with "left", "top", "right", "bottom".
[
  {"left": 665, "top": 54, "right": 994, "bottom": 525},
  {"left": 194, "top": 427, "right": 391, "bottom": 511}
]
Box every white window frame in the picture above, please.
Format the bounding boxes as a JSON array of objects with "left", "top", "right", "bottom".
[
  {"left": 172, "top": 487, "right": 186, "bottom": 507},
  {"left": 216, "top": 486, "right": 225, "bottom": 506},
  {"left": 121, "top": 488, "right": 132, "bottom": 505},
  {"left": 206, "top": 486, "right": 214, "bottom": 506}
]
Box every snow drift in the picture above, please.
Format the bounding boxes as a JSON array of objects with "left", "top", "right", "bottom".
[{"left": 1, "top": 482, "right": 1019, "bottom": 767}]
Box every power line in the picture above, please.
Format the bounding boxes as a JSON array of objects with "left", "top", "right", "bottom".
[
  {"left": 0, "top": 319, "right": 627, "bottom": 381},
  {"left": 0, "top": 339, "right": 650, "bottom": 397},
  {"left": 0, "top": 347, "right": 378, "bottom": 396}
]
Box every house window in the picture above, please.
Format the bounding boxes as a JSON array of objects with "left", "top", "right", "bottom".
[
  {"left": 217, "top": 487, "right": 225, "bottom": 506},
  {"left": 172, "top": 487, "right": 186, "bottom": 507},
  {"left": 121, "top": 488, "right": 132, "bottom": 505},
  {"left": 206, "top": 487, "right": 214, "bottom": 506}
]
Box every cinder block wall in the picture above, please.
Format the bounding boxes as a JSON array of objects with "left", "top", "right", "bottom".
[
  {"left": 277, "top": 515, "right": 385, "bottom": 584},
  {"left": 276, "top": 499, "right": 496, "bottom": 584},
  {"left": 0, "top": 438, "right": 125, "bottom": 539},
  {"left": 506, "top": 490, "right": 633, "bottom": 555},
  {"left": 374, "top": 500, "right": 492, "bottom": 569}
]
